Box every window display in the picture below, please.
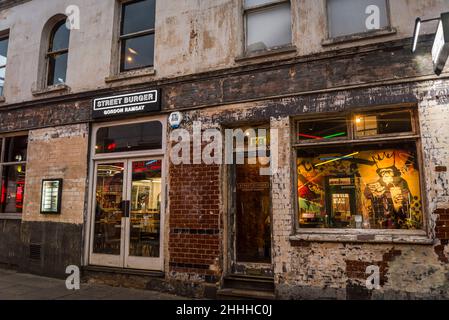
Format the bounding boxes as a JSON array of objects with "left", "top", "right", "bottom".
[
  {"left": 0, "top": 135, "right": 28, "bottom": 215},
  {"left": 297, "top": 143, "right": 423, "bottom": 230}
]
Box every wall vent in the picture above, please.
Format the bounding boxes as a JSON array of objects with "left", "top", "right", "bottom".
[{"left": 29, "top": 244, "right": 42, "bottom": 261}]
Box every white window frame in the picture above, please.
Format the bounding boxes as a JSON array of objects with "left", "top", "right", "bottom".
[
  {"left": 109, "top": 0, "right": 157, "bottom": 79},
  {"left": 243, "top": 0, "right": 293, "bottom": 54},
  {"left": 324, "top": 0, "right": 393, "bottom": 42}
]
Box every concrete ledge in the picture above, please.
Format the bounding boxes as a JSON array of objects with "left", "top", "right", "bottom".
[{"left": 290, "top": 232, "right": 435, "bottom": 245}]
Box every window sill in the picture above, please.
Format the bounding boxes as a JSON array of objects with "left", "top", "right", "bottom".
[
  {"left": 0, "top": 213, "right": 22, "bottom": 220},
  {"left": 235, "top": 45, "right": 297, "bottom": 63},
  {"left": 105, "top": 67, "right": 156, "bottom": 83},
  {"left": 322, "top": 27, "right": 397, "bottom": 46},
  {"left": 0, "top": 96, "right": 5, "bottom": 103},
  {"left": 290, "top": 229, "right": 433, "bottom": 245},
  {"left": 32, "top": 84, "right": 70, "bottom": 96}
]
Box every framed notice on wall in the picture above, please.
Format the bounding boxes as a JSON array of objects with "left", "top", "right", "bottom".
[{"left": 40, "top": 179, "right": 63, "bottom": 214}]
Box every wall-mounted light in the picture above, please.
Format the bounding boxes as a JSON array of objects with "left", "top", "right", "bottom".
[{"left": 412, "top": 12, "right": 449, "bottom": 76}]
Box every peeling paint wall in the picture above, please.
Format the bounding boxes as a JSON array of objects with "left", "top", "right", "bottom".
[
  {"left": 0, "top": 0, "right": 448, "bottom": 105},
  {"left": 171, "top": 76, "right": 449, "bottom": 299}
]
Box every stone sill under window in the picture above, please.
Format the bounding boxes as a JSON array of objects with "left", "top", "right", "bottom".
[
  {"left": 0, "top": 96, "right": 5, "bottom": 103},
  {"left": 0, "top": 214, "right": 22, "bottom": 220},
  {"left": 322, "top": 27, "right": 397, "bottom": 46},
  {"left": 290, "top": 230, "right": 433, "bottom": 245},
  {"left": 235, "top": 45, "right": 297, "bottom": 63},
  {"left": 105, "top": 67, "right": 156, "bottom": 83},
  {"left": 32, "top": 84, "right": 70, "bottom": 96}
]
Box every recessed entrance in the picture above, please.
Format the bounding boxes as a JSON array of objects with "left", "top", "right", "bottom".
[{"left": 229, "top": 150, "right": 273, "bottom": 277}]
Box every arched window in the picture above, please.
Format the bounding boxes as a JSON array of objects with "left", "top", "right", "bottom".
[{"left": 46, "top": 20, "right": 70, "bottom": 86}]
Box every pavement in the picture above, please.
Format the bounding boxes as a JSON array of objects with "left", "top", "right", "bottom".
[{"left": 0, "top": 268, "right": 188, "bottom": 300}]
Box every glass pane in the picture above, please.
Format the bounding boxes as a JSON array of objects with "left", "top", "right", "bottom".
[
  {"left": 246, "top": 3, "right": 291, "bottom": 52},
  {"left": 4, "top": 136, "right": 28, "bottom": 162},
  {"left": 0, "top": 37, "right": 8, "bottom": 66},
  {"left": 0, "top": 67, "right": 5, "bottom": 96},
  {"left": 93, "top": 163, "right": 125, "bottom": 255},
  {"left": 0, "top": 164, "right": 26, "bottom": 214},
  {"left": 41, "top": 180, "right": 61, "bottom": 213},
  {"left": 129, "top": 160, "right": 162, "bottom": 258},
  {"left": 121, "top": 34, "right": 154, "bottom": 71},
  {"left": 50, "top": 22, "right": 70, "bottom": 51},
  {"left": 355, "top": 111, "right": 413, "bottom": 137},
  {"left": 297, "top": 142, "right": 423, "bottom": 230},
  {"left": 327, "top": 0, "right": 389, "bottom": 38},
  {"left": 121, "top": 0, "right": 156, "bottom": 35},
  {"left": 236, "top": 156, "right": 271, "bottom": 263},
  {"left": 47, "top": 53, "right": 68, "bottom": 86},
  {"left": 245, "top": 0, "right": 278, "bottom": 8},
  {"left": 96, "top": 121, "right": 162, "bottom": 154},
  {"left": 297, "top": 119, "right": 347, "bottom": 141}
]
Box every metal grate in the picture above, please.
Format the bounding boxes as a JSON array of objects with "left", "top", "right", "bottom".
[{"left": 29, "top": 244, "right": 41, "bottom": 261}]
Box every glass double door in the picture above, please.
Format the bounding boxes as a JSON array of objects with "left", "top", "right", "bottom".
[{"left": 90, "top": 158, "right": 163, "bottom": 270}]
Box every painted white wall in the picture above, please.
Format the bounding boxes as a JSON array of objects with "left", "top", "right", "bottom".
[{"left": 0, "top": 0, "right": 447, "bottom": 104}]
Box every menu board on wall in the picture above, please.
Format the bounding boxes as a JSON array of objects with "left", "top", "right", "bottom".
[{"left": 40, "top": 179, "right": 63, "bottom": 214}]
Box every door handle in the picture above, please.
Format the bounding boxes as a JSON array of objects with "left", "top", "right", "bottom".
[{"left": 121, "top": 200, "right": 130, "bottom": 218}]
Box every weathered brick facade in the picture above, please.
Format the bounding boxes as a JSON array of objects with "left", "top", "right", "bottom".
[{"left": 0, "top": 0, "right": 448, "bottom": 300}]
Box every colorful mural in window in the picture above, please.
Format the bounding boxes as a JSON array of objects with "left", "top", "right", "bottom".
[{"left": 297, "top": 142, "right": 423, "bottom": 230}]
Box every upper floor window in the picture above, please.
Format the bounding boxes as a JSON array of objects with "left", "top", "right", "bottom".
[
  {"left": 327, "top": 0, "right": 390, "bottom": 38},
  {"left": 120, "top": 0, "right": 156, "bottom": 72},
  {"left": 0, "top": 35, "right": 9, "bottom": 96},
  {"left": 244, "top": 0, "right": 292, "bottom": 53},
  {"left": 47, "top": 20, "right": 70, "bottom": 86}
]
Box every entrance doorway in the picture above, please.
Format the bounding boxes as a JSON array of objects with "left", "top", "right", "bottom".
[
  {"left": 230, "top": 153, "right": 272, "bottom": 276},
  {"left": 90, "top": 158, "right": 163, "bottom": 270},
  {"left": 87, "top": 118, "right": 166, "bottom": 271}
]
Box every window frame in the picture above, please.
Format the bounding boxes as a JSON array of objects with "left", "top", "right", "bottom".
[
  {"left": 243, "top": 0, "right": 293, "bottom": 55},
  {"left": 324, "top": 0, "right": 393, "bottom": 42},
  {"left": 46, "top": 19, "right": 70, "bottom": 87},
  {"left": 118, "top": 0, "right": 156, "bottom": 73},
  {"left": 292, "top": 107, "right": 430, "bottom": 241},
  {"left": 0, "top": 32, "right": 9, "bottom": 97},
  {"left": 0, "top": 132, "right": 29, "bottom": 220}
]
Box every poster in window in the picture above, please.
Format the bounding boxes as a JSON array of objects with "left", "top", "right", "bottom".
[
  {"left": 40, "top": 179, "right": 63, "bottom": 214},
  {"left": 297, "top": 143, "right": 423, "bottom": 230}
]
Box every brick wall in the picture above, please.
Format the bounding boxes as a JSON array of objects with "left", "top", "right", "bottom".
[
  {"left": 168, "top": 162, "right": 221, "bottom": 282},
  {"left": 23, "top": 124, "right": 89, "bottom": 224}
]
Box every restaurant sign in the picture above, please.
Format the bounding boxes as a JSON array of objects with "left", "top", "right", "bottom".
[{"left": 92, "top": 89, "right": 161, "bottom": 119}]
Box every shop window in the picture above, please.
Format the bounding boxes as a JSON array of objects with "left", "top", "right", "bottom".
[
  {"left": 0, "top": 34, "right": 9, "bottom": 96},
  {"left": 244, "top": 0, "right": 292, "bottom": 53},
  {"left": 297, "top": 118, "right": 348, "bottom": 142},
  {"left": 295, "top": 109, "right": 423, "bottom": 231},
  {"left": 96, "top": 121, "right": 162, "bottom": 154},
  {"left": 0, "top": 135, "right": 28, "bottom": 215},
  {"left": 120, "top": 0, "right": 156, "bottom": 72},
  {"left": 327, "top": 0, "right": 389, "bottom": 38},
  {"left": 355, "top": 111, "right": 413, "bottom": 138},
  {"left": 47, "top": 20, "right": 70, "bottom": 86}
]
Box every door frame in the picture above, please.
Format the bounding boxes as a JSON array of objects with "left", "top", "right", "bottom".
[
  {"left": 124, "top": 156, "right": 165, "bottom": 270},
  {"left": 84, "top": 115, "right": 167, "bottom": 271},
  {"left": 227, "top": 152, "right": 274, "bottom": 277}
]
